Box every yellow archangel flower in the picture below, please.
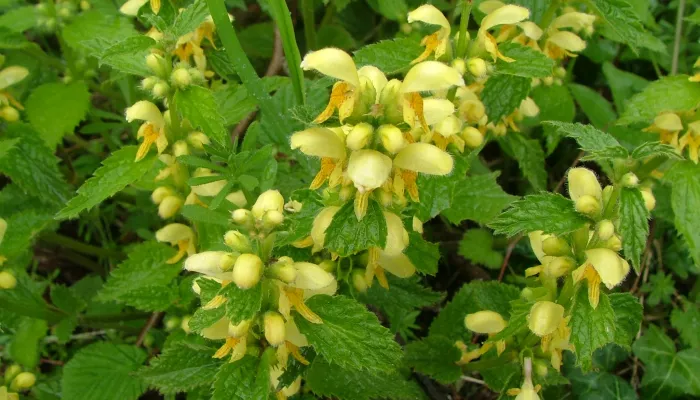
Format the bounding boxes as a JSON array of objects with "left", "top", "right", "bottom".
[
  {"left": 125, "top": 101, "right": 168, "bottom": 161},
  {"left": 690, "top": 57, "right": 700, "bottom": 82},
  {"left": 572, "top": 248, "right": 630, "bottom": 309},
  {"left": 0, "top": 65, "right": 29, "bottom": 121},
  {"left": 155, "top": 223, "right": 196, "bottom": 264},
  {"left": 643, "top": 112, "right": 683, "bottom": 148},
  {"left": 174, "top": 16, "right": 218, "bottom": 73},
  {"left": 476, "top": 4, "right": 531, "bottom": 62},
  {"left": 543, "top": 12, "right": 595, "bottom": 60},
  {"left": 407, "top": 4, "right": 451, "bottom": 64},
  {"left": 460, "top": 310, "right": 508, "bottom": 363},
  {"left": 679, "top": 120, "right": 700, "bottom": 163},
  {"left": 506, "top": 358, "right": 543, "bottom": 399},
  {"left": 119, "top": 0, "right": 161, "bottom": 16}
]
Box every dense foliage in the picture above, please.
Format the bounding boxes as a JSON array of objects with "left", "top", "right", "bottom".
[{"left": 1, "top": 0, "right": 699, "bottom": 399}]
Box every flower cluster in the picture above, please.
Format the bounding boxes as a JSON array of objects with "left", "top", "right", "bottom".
[
  {"left": 644, "top": 111, "right": 700, "bottom": 163},
  {"left": 1, "top": 364, "right": 36, "bottom": 399},
  {"left": 0, "top": 56, "right": 29, "bottom": 123}
]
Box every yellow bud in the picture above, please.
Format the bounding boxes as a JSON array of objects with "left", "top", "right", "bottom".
[
  {"left": 172, "top": 140, "right": 189, "bottom": 157},
  {"left": 164, "top": 316, "right": 180, "bottom": 331},
  {"left": 264, "top": 312, "right": 286, "bottom": 346},
  {"left": 318, "top": 260, "right": 335, "bottom": 272},
  {"left": 187, "top": 131, "right": 210, "bottom": 149},
  {"left": 152, "top": 81, "right": 170, "bottom": 98},
  {"left": 393, "top": 143, "right": 453, "bottom": 175},
  {"left": 4, "top": 364, "right": 21, "bottom": 383},
  {"left": 145, "top": 53, "right": 167, "bottom": 77},
  {"left": 527, "top": 301, "right": 564, "bottom": 336},
  {"left": 158, "top": 195, "right": 183, "bottom": 218},
  {"left": 621, "top": 172, "right": 639, "bottom": 188},
  {"left": 641, "top": 189, "right": 656, "bottom": 211},
  {"left": 378, "top": 125, "right": 406, "bottom": 154},
  {"left": 293, "top": 262, "right": 335, "bottom": 289},
  {"left": 461, "top": 126, "right": 484, "bottom": 148},
  {"left": 181, "top": 316, "right": 191, "bottom": 333},
  {"left": 346, "top": 123, "right": 374, "bottom": 150},
  {"left": 379, "top": 79, "right": 403, "bottom": 124},
  {"left": 232, "top": 209, "right": 254, "bottom": 226},
  {"left": 519, "top": 97, "right": 539, "bottom": 117},
  {"left": 351, "top": 269, "right": 368, "bottom": 292},
  {"left": 10, "top": 372, "right": 35, "bottom": 391},
  {"left": 171, "top": 68, "right": 191, "bottom": 88},
  {"left": 384, "top": 212, "right": 409, "bottom": 256},
  {"left": 400, "top": 61, "right": 465, "bottom": 93},
  {"left": 232, "top": 253, "right": 263, "bottom": 289},
  {"left": 555, "top": 66, "right": 566, "bottom": 78},
  {"left": 151, "top": 186, "right": 174, "bottom": 204},
  {"left": 533, "top": 359, "right": 549, "bottom": 377},
  {"left": 575, "top": 195, "right": 601, "bottom": 217},
  {"left": 80, "top": 0, "right": 90, "bottom": 10},
  {"left": 184, "top": 251, "right": 233, "bottom": 280},
  {"left": 543, "top": 257, "right": 574, "bottom": 278},
  {"left": 451, "top": 58, "right": 467, "bottom": 75},
  {"left": 602, "top": 235, "right": 623, "bottom": 251},
  {"left": 268, "top": 262, "right": 297, "bottom": 283},
  {"left": 347, "top": 150, "right": 392, "bottom": 192},
  {"left": 224, "top": 230, "right": 252, "bottom": 253},
  {"left": 252, "top": 190, "right": 284, "bottom": 219},
  {"left": 596, "top": 220, "right": 615, "bottom": 241},
  {"left": 228, "top": 319, "right": 251, "bottom": 338},
  {"left": 378, "top": 189, "right": 393, "bottom": 207},
  {"left": 358, "top": 65, "right": 388, "bottom": 101},
  {"left": 1, "top": 107, "right": 19, "bottom": 122},
  {"left": 435, "top": 115, "right": 463, "bottom": 137},
  {"left": 567, "top": 167, "right": 602, "bottom": 202},
  {"left": 467, "top": 58, "right": 487, "bottom": 78},
  {"left": 226, "top": 190, "right": 248, "bottom": 208},
  {"left": 262, "top": 210, "right": 285, "bottom": 229},
  {"left": 541, "top": 237, "right": 570, "bottom": 256},
  {"left": 464, "top": 310, "right": 507, "bottom": 334},
  {"left": 141, "top": 76, "right": 157, "bottom": 90}
]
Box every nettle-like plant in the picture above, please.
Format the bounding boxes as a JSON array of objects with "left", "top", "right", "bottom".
[{"left": 1, "top": 0, "right": 700, "bottom": 399}]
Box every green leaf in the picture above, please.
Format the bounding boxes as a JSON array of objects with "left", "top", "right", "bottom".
[
  {"left": 671, "top": 304, "right": 700, "bottom": 349},
  {"left": 530, "top": 84, "right": 575, "bottom": 124},
  {"left": 62, "top": 342, "right": 148, "bottom": 400},
  {"left": 665, "top": 161, "right": 700, "bottom": 268},
  {"left": 609, "top": 293, "right": 643, "bottom": 348},
  {"left": 414, "top": 152, "right": 473, "bottom": 221},
  {"left": 495, "top": 42, "right": 554, "bottom": 78},
  {"left": 0, "top": 6, "right": 36, "bottom": 33},
  {"left": 633, "top": 325, "right": 700, "bottom": 398},
  {"left": 187, "top": 278, "right": 226, "bottom": 333},
  {"left": 168, "top": 0, "right": 208, "bottom": 38},
  {"left": 98, "top": 35, "right": 154, "bottom": 76},
  {"left": 212, "top": 352, "right": 273, "bottom": 400},
  {"left": 0, "top": 273, "right": 62, "bottom": 322},
  {"left": 404, "top": 335, "right": 461, "bottom": 384},
  {"left": 566, "top": 368, "right": 638, "bottom": 400},
  {"left": 306, "top": 357, "right": 425, "bottom": 400},
  {"left": 174, "top": 86, "right": 228, "bottom": 146},
  {"left": 295, "top": 295, "right": 403, "bottom": 373},
  {"left": 140, "top": 338, "right": 223, "bottom": 394},
  {"left": 543, "top": 121, "right": 628, "bottom": 160},
  {"left": 8, "top": 317, "right": 47, "bottom": 368},
  {"left": 353, "top": 38, "right": 424, "bottom": 75},
  {"left": 316, "top": 24, "right": 357, "bottom": 50},
  {"left": 238, "top": 22, "right": 275, "bottom": 59},
  {"left": 481, "top": 74, "right": 531, "bottom": 123},
  {"left": 0, "top": 26, "right": 30, "bottom": 49},
  {"left": 442, "top": 172, "right": 518, "bottom": 225},
  {"left": 404, "top": 232, "right": 440, "bottom": 275},
  {"left": 56, "top": 146, "right": 158, "bottom": 220},
  {"left": 429, "top": 281, "right": 519, "bottom": 343},
  {"left": 488, "top": 299, "right": 531, "bottom": 342},
  {"left": 640, "top": 272, "right": 676, "bottom": 307},
  {"left": 687, "top": 8, "right": 700, "bottom": 25},
  {"left": 489, "top": 193, "right": 588, "bottom": 237},
  {"left": 180, "top": 204, "right": 231, "bottom": 227},
  {"left": 479, "top": 361, "right": 522, "bottom": 398},
  {"left": 324, "top": 199, "right": 387, "bottom": 257},
  {"left": 602, "top": 62, "right": 648, "bottom": 113},
  {"left": 618, "top": 76, "right": 700, "bottom": 125},
  {"left": 459, "top": 228, "right": 503, "bottom": 269},
  {"left": 500, "top": 134, "right": 547, "bottom": 191},
  {"left": 618, "top": 188, "right": 649, "bottom": 272},
  {"left": 367, "top": 0, "right": 408, "bottom": 20},
  {"left": 631, "top": 141, "right": 682, "bottom": 161},
  {"left": 570, "top": 287, "right": 616, "bottom": 371},
  {"left": 0, "top": 123, "right": 70, "bottom": 207},
  {"left": 51, "top": 284, "right": 87, "bottom": 314},
  {"left": 97, "top": 242, "right": 182, "bottom": 311},
  {"left": 568, "top": 83, "right": 617, "bottom": 130},
  {"left": 221, "top": 280, "right": 263, "bottom": 325},
  {"left": 63, "top": 11, "right": 138, "bottom": 55},
  {"left": 590, "top": 0, "right": 665, "bottom": 53}
]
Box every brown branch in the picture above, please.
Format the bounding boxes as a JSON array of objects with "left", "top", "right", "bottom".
[
  {"left": 498, "top": 234, "right": 523, "bottom": 282},
  {"left": 136, "top": 312, "right": 163, "bottom": 347}
]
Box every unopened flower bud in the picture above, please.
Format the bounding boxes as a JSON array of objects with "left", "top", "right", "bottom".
[
  {"left": 228, "top": 319, "right": 251, "bottom": 338},
  {"left": 187, "top": 131, "right": 210, "bottom": 149},
  {"left": 621, "top": 172, "right": 639, "bottom": 188},
  {"left": 451, "top": 58, "right": 467, "bottom": 75},
  {"left": 172, "top": 140, "right": 189, "bottom": 157},
  {"left": 1, "top": 107, "right": 19, "bottom": 122},
  {"left": 268, "top": 262, "right": 296, "bottom": 283},
  {"left": 568, "top": 167, "right": 602, "bottom": 202},
  {"left": 378, "top": 189, "right": 393, "bottom": 207},
  {"left": 232, "top": 253, "right": 263, "bottom": 289},
  {"left": 252, "top": 190, "right": 284, "bottom": 219},
  {"left": 533, "top": 359, "right": 549, "bottom": 377},
  {"left": 264, "top": 312, "right": 286, "bottom": 347},
  {"left": 158, "top": 195, "right": 183, "bottom": 219},
  {"left": 181, "top": 315, "right": 191, "bottom": 333},
  {"left": 596, "top": 220, "right": 615, "bottom": 241},
  {"left": 0, "top": 271, "right": 17, "bottom": 289},
  {"left": 378, "top": 124, "right": 406, "bottom": 154},
  {"left": 641, "top": 189, "right": 656, "bottom": 211},
  {"left": 461, "top": 126, "right": 484, "bottom": 148},
  {"left": 465, "top": 310, "right": 507, "bottom": 334},
  {"left": 346, "top": 123, "right": 374, "bottom": 151},
  {"left": 224, "top": 230, "right": 252, "bottom": 253},
  {"left": 10, "top": 372, "right": 36, "bottom": 391},
  {"left": 575, "top": 195, "right": 601, "bottom": 217},
  {"left": 602, "top": 235, "right": 623, "bottom": 251},
  {"left": 543, "top": 76, "right": 554, "bottom": 86},
  {"left": 4, "top": 364, "right": 21, "bottom": 383},
  {"left": 351, "top": 269, "right": 368, "bottom": 293},
  {"left": 541, "top": 237, "right": 570, "bottom": 256},
  {"left": 152, "top": 81, "right": 170, "bottom": 98},
  {"left": 379, "top": 79, "right": 403, "bottom": 124},
  {"left": 232, "top": 209, "right": 254, "bottom": 226},
  {"left": 467, "top": 58, "right": 487, "bottom": 78},
  {"left": 262, "top": 210, "right": 284, "bottom": 228},
  {"left": 527, "top": 301, "right": 564, "bottom": 336},
  {"left": 171, "top": 68, "right": 191, "bottom": 88},
  {"left": 146, "top": 53, "right": 167, "bottom": 77},
  {"left": 141, "top": 76, "right": 157, "bottom": 90},
  {"left": 164, "top": 316, "right": 181, "bottom": 331},
  {"left": 544, "top": 257, "right": 574, "bottom": 278},
  {"left": 519, "top": 97, "right": 539, "bottom": 117},
  {"left": 80, "top": 0, "right": 91, "bottom": 10}
]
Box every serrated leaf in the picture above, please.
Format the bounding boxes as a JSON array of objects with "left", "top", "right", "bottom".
[
  {"left": 489, "top": 193, "right": 588, "bottom": 237},
  {"left": 429, "top": 281, "right": 519, "bottom": 343},
  {"left": 495, "top": 42, "right": 554, "bottom": 78},
  {"left": 56, "top": 146, "right": 158, "bottom": 220},
  {"left": 631, "top": 141, "right": 682, "bottom": 160},
  {"left": 404, "top": 335, "right": 461, "bottom": 384},
  {"left": 602, "top": 62, "right": 648, "bottom": 113},
  {"left": 0, "top": 123, "right": 70, "bottom": 207},
  {"left": 98, "top": 35, "right": 154, "bottom": 76},
  {"left": 0, "top": 207, "right": 56, "bottom": 261},
  {"left": 212, "top": 352, "right": 272, "bottom": 400},
  {"left": 481, "top": 74, "right": 531, "bottom": 123},
  {"left": 168, "top": 0, "right": 208, "bottom": 38},
  {"left": 500, "top": 134, "right": 547, "bottom": 191},
  {"left": 590, "top": 0, "right": 665, "bottom": 53},
  {"left": 277, "top": 190, "right": 324, "bottom": 246},
  {"left": 366, "top": 0, "right": 408, "bottom": 20},
  {"left": 62, "top": 342, "right": 148, "bottom": 400},
  {"left": 609, "top": 293, "right": 643, "bottom": 348},
  {"left": 98, "top": 242, "right": 181, "bottom": 311},
  {"left": 618, "top": 76, "right": 700, "bottom": 125},
  {"left": 180, "top": 204, "right": 231, "bottom": 227},
  {"left": 530, "top": 84, "right": 575, "bottom": 123},
  {"left": 442, "top": 171, "right": 518, "bottom": 225},
  {"left": 665, "top": 161, "right": 700, "bottom": 268},
  {"left": 324, "top": 199, "right": 387, "bottom": 257},
  {"left": 671, "top": 304, "right": 700, "bottom": 349},
  {"left": 140, "top": 338, "right": 223, "bottom": 394},
  {"left": 566, "top": 368, "right": 638, "bottom": 400},
  {"left": 0, "top": 6, "right": 36, "bottom": 33},
  {"left": 0, "top": 273, "right": 62, "bottom": 322},
  {"left": 306, "top": 357, "right": 425, "bottom": 400},
  {"left": 633, "top": 325, "right": 700, "bottom": 398},
  {"left": 543, "top": 121, "right": 629, "bottom": 160},
  {"left": 458, "top": 228, "right": 503, "bottom": 269},
  {"left": 63, "top": 11, "right": 138, "bottom": 54},
  {"left": 353, "top": 38, "right": 424, "bottom": 75},
  {"left": 570, "top": 287, "right": 616, "bottom": 371},
  {"left": 221, "top": 281, "right": 263, "bottom": 325},
  {"left": 568, "top": 83, "right": 617, "bottom": 130},
  {"left": 488, "top": 300, "right": 531, "bottom": 342},
  {"left": 174, "top": 86, "right": 228, "bottom": 146},
  {"left": 414, "top": 151, "right": 473, "bottom": 221},
  {"left": 404, "top": 232, "right": 440, "bottom": 275},
  {"left": 0, "top": 26, "right": 30, "bottom": 49},
  {"left": 187, "top": 278, "right": 225, "bottom": 332},
  {"left": 295, "top": 295, "right": 403, "bottom": 373},
  {"left": 618, "top": 188, "right": 649, "bottom": 272}
]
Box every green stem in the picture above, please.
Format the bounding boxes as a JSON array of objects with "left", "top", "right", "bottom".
[
  {"left": 168, "top": 92, "right": 183, "bottom": 140},
  {"left": 269, "top": 0, "right": 306, "bottom": 105},
  {"left": 206, "top": 0, "right": 288, "bottom": 137},
  {"left": 539, "top": 0, "right": 559, "bottom": 29},
  {"left": 300, "top": 0, "right": 317, "bottom": 52},
  {"left": 602, "top": 186, "right": 620, "bottom": 220},
  {"left": 456, "top": 0, "right": 472, "bottom": 59},
  {"left": 41, "top": 232, "right": 121, "bottom": 258},
  {"left": 671, "top": 0, "right": 686, "bottom": 75}
]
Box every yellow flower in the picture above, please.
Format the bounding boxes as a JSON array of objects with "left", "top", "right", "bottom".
[
  {"left": 550, "top": 12, "right": 596, "bottom": 33},
  {"left": 119, "top": 0, "right": 160, "bottom": 16},
  {"left": 690, "top": 57, "right": 700, "bottom": 82},
  {"left": 401, "top": 61, "right": 464, "bottom": 132},
  {"left": 544, "top": 31, "right": 587, "bottom": 60},
  {"left": 679, "top": 120, "right": 700, "bottom": 163},
  {"left": 506, "top": 358, "right": 542, "bottom": 399},
  {"left": 543, "top": 316, "right": 574, "bottom": 371},
  {"left": 184, "top": 251, "right": 235, "bottom": 280},
  {"left": 527, "top": 301, "right": 564, "bottom": 336},
  {"left": 462, "top": 310, "right": 508, "bottom": 359},
  {"left": 347, "top": 149, "right": 393, "bottom": 219},
  {"left": 407, "top": 4, "right": 451, "bottom": 63},
  {"left": 174, "top": 17, "right": 218, "bottom": 73},
  {"left": 572, "top": 248, "right": 630, "bottom": 308},
  {"left": 155, "top": 223, "right": 196, "bottom": 264},
  {"left": 477, "top": 5, "right": 530, "bottom": 62},
  {"left": 0, "top": 65, "right": 29, "bottom": 121},
  {"left": 643, "top": 112, "right": 683, "bottom": 148},
  {"left": 125, "top": 101, "right": 168, "bottom": 161},
  {"left": 291, "top": 127, "right": 347, "bottom": 189}
]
